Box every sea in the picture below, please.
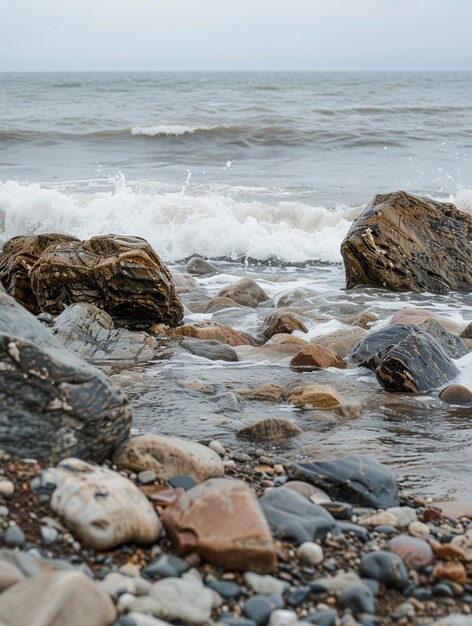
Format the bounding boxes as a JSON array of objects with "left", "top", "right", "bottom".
[{"left": 2, "top": 71, "right": 472, "bottom": 499}]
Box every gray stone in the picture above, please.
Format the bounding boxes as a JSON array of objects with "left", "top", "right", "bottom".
[
  {"left": 180, "top": 338, "right": 238, "bottom": 361},
  {"left": 149, "top": 577, "right": 219, "bottom": 625},
  {"left": 244, "top": 572, "right": 287, "bottom": 595},
  {"left": 138, "top": 470, "right": 157, "bottom": 485},
  {"left": 187, "top": 258, "right": 218, "bottom": 275},
  {"left": 218, "top": 278, "right": 269, "bottom": 308},
  {"left": 3, "top": 525, "right": 25, "bottom": 548},
  {"left": 359, "top": 551, "right": 409, "bottom": 590}
]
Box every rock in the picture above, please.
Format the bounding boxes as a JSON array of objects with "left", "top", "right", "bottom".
[
  {"left": 263, "top": 334, "right": 309, "bottom": 354},
  {"left": 138, "top": 470, "right": 157, "bottom": 484},
  {"left": 452, "top": 528, "right": 472, "bottom": 561},
  {"left": 418, "top": 319, "right": 468, "bottom": 358},
  {"left": 113, "top": 435, "right": 224, "bottom": 483},
  {"left": 341, "top": 190, "right": 472, "bottom": 293},
  {"left": 375, "top": 331, "right": 458, "bottom": 393},
  {"left": 259, "top": 487, "right": 339, "bottom": 545},
  {"left": 261, "top": 310, "right": 308, "bottom": 341},
  {"left": 289, "top": 455, "right": 399, "bottom": 508},
  {"left": 387, "top": 506, "right": 417, "bottom": 527},
  {"left": 359, "top": 551, "right": 409, "bottom": 590},
  {"left": 345, "top": 311, "right": 379, "bottom": 329},
  {"left": 238, "top": 384, "right": 289, "bottom": 403},
  {"left": 170, "top": 321, "right": 252, "bottom": 346},
  {"left": 297, "top": 542, "right": 324, "bottom": 566},
  {"left": 0, "top": 481, "right": 14, "bottom": 498},
  {"left": 460, "top": 322, "right": 472, "bottom": 339},
  {"left": 391, "top": 308, "right": 463, "bottom": 334},
  {"left": 244, "top": 572, "right": 287, "bottom": 595},
  {"left": 314, "top": 327, "right": 367, "bottom": 359},
  {"left": 162, "top": 478, "right": 276, "bottom": 573},
  {"left": 205, "top": 296, "right": 243, "bottom": 313},
  {"left": 100, "top": 572, "right": 137, "bottom": 597},
  {"left": 268, "top": 610, "right": 298, "bottom": 626},
  {"left": 408, "top": 521, "right": 430, "bottom": 537},
  {"left": 208, "top": 440, "right": 226, "bottom": 456},
  {"left": 218, "top": 277, "right": 269, "bottom": 307},
  {"left": 283, "top": 481, "right": 331, "bottom": 503},
  {"left": 315, "top": 571, "right": 362, "bottom": 593},
  {"left": 186, "top": 257, "right": 218, "bottom": 275},
  {"left": 50, "top": 458, "right": 161, "bottom": 550},
  {"left": 237, "top": 418, "right": 302, "bottom": 442},
  {"left": 171, "top": 271, "right": 198, "bottom": 294},
  {"left": 440, "top": 384, "right": 472, "bottom": 405},
  {"left": 433, "top": 561, "right": 467, "bottom": 584},
  {"left": 388, "top": 535, "right": 434, "bottom": 569},
  {"left": 0, "top": 561, "right": 24, "bottom": 592},
  {"left": 338, "top": 584, "right": 375, "bottom": 616},
  {"left": 349, "top": 324, "right": 419, "bottom": 369},
  {"left": 0, "top": 570, "right": 116, "bottom": 626},
  {"left": 242, "top": 593, "right": 284, "bottom": 626},
  {"left": 358, "top": 512, "right": 399, "bottom": 528},
  {"left": 290, "top": 344, "right": 346, "bottom": 369},
  {"left": 180, "top": 338, "right": 239, "bottom": 361},
  {"left": 0, "top": 288, "right": 130, "bottom": 462},
  {"left": 206, "top": 580, "right": 241, "bottom": 598},
  {"left": 149, "top": 576, "right": 219, "bottom": 625},
  {"left": 143, "top": 554, "right": 189, "bottom": 579},
  {"left": 429, "top": 617, "right": 472, "bottom": 626},
  {"left": 3, "top": 526, "right": 25, "bottom": 548},
  {"left": 288, "top": 385, "right": 342, "bottom": 409}
]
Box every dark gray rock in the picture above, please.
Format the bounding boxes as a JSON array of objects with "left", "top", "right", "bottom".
[
  {"left": 259, "top": 487, "right": 339, "bottom": 545},
  {"left": 289, "top": 455, "right": 399, "bottom": 508},
  {"left": 359, "top": 551, "right": 409, "bottom": 590},
  {"left": 302, "top": 610, "right": 337, "bottom": 626},
  {"left": 3, "top": 526, "right": 25, "bottom": 548},
  {"left": 142, "top": 554, "right": 189, "bottom": 579},
  {"left": 180, "top": 338, "right": 238, "bottom": 362},
  {"left": 0, "top": 288, "right": 130, "bottom": 463},
  {"left": 338, "top": 522, "right": 371, "bottom": 543},
  {"left": 338, "top": 584, "right": 375, "bottom": 615},
  {"left": 418, "top": 319, "right": 468, "bottom": 359},
  {"left": 206, "top": 580, "right": 241, "bottom": 598},
  {"left": 242, "top": 593, "right": 284, "bottom": 625},
  {"left": 349, "top": 325, "right": 419, "bottom": 369}
]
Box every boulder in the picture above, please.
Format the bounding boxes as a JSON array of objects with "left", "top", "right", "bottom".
[
  {"left": 186, "top": 257, "right": 218, "bottom": 275},
  {"left": 418, "top": 319, "right": 468, "bottom": 359},
  {"left": 290, "top": 344, "right": 346, "bottom": 369},
  {"left": 349, "top": 324, "right": 419, "bottom": 369},
  {"left": 375, "top": 331, "right": 458, "bottom": 393},
  {"left": 180, "top": 338, "right": 238, "bottom": 361},
  {"left": 50, "top": 458, "right": 161, "bottom": 550},
  {"left": 113, "top": 435, "right": 224, "bottom": 483},
  {"left": 237, "top": 417, "right": 302, "bottom": 442},
  {"left": 162, "top": 478, "right": 277, "bottom": 573},
  {"left": 261, "top": 310, "right": 308, "bottom": 341},
  {"left": 263, "top": 334, "right": 309, "bottom": 354},
  {"left": 288, "top": 385, "right": 342, "bottom": 409},
  {"left": 289, "top": 455, "right": 399, "bottom": 508},
  {"left": 0, "top": 571, "right": 116, "bottom": 626},
  {"left": 170, "top": 271, "right": 198, "bottom": 294},
  {"left": 2, "top": 234, "right": 184, "bottom": 328},
  {"left": 341, "top": 191, "right": 472, "bottom": 293},
  {"left": 169, "top": 321, "right": 252, "bottom": 346},
  {"left": 440, "top": 384, "right": 472, "bottom": 405},
  {"left": 217, "top": 277, "right": 269, "bottom": 307},
  {"left": 0, "top": 289, "right": 130, "bottom": 462}
]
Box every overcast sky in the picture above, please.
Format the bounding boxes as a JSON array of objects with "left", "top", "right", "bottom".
[{"left": 1, "top": 0, "right": 471, "bottom": 72}]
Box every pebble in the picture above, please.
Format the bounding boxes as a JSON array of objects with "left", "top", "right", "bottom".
[
  {"left": 143, "top": 554, "right": 189, "bottom": 579},
  {"left": 206, "top": 579, "right": 241, "bottom": 598},
  {"left": 297, "top": 542, "right": 324, "bottom": 566},
  {"left": 287, "top": 585, "right": 311, "bottom": 606},
  {"left": 243, "top": 594, "right": 284, "bottom": 626},
  {"left": 138, "top": 470, "right": 157, "bottom": 485},
  {"left": 209, "top": 440, "right": 226, "bottom": 456},
  {"left": 40, "top": 525, "right": 59, "bottom": 545},
  {"left": 167, "top": 475, "right": 196, "bottom": 490},
  {"left": 244, "top": 572, "right": 287, "bottom": 595},
  {"left": 338, "top": 522, "right": 371, "bottom": 542},
  {"left": 359, "top": 551, "right": 409, "bottom": 590},
  {"left": 268, "top": 610, "right": 298, "bottom": 626},
  {"left": 3, "top": 525, "right": 25, "bottom": 548},
  {"left": 302, "top": 610, "right": 337, "bottom": 626},
  {"left": 0, "top": 480, "right": 14, "bottom": 498},
  {"left": 388, "top": 535, "right": 434, "bottom": 569},
  {"left": 433, "top": 582, "right": 455, "bottom": 598},
  {"left": 408, "top": 521, "right": 430, "bottom": 537},
  {"left": 387, "top": 506, "right": 417, "bottom": 527},
  {"left": 440, "top": 384, "right": 472, "bottom": 405},
  {"left": 338, "top": 584, "right": 375, "bottom": 615},
  {"left": 220, "top": 617, "right": 258, "bottom": 626}
]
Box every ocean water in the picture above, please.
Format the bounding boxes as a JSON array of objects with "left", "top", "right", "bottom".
[{"left": 2, "top": 71, "right": 472, "bottom": 499}]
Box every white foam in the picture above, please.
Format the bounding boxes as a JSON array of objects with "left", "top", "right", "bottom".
[{"left": 131, "top": 124, "right": 217, "bottom": 136}]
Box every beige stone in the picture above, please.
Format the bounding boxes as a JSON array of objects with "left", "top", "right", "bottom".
[
  {"left": 263, "top": 333, "right": 308, "bottom": 354},
  {"left": 237, "top": 417, "right": 302, "bottom": 442},
  {"left": 113, "top": 435, "right": 224, "bottom": 483},
  {"left": 311, "top": 327, "right": 367, "bottom": 358},
  {"left": 390, "top": 308, "right": 463, "bottom": 334},
  {"left": 217, "top": 277, "right": 269, "bottom": 307},
  {"left": 168, "top": 321, "right": 252, "bottom": 346},
  {"left": 0, "top": 561, "right": 24, "bottom": 592},
  {"left": 290, "top": 344, "right": 346, "bottom": 369},
  {"left": 288, "top": 385, "right": 342, "bottom": 409},
  {"left": 237, "top": 384, "right": 289, "bottom": 403}
]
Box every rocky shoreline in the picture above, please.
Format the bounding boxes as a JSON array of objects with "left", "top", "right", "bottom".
[{"left": 0, "top": 191, "right": 472, "bottom": 625}]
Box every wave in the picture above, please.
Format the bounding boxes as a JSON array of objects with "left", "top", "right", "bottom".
[{"left": 131, "top": 124, "right": 232, "bottom": 137}]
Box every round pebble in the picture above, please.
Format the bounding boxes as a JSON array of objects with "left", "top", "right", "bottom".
[
  {"left": 3, "top": 525, "right": 25, "bottom": 548},
  {"left": 440, "top": 384, "right": 472, "bottom": 405},
  {"left": 389, "top": 535, "right": 434, "bottom": 569},
  {"left": 0, "top": 480, "right": 14, "bottom": 498},
  {"left": 297, "top": 542, "right": 324, "bottom": 566},
  {"left": 408, "top": 521, "right": 430, "bottom": 537},
  {"left": 359, "top": 551, "right": 409, "bottom": 590}
]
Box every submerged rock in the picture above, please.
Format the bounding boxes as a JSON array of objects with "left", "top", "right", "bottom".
[
  {"left": 218, "top": 277, "right": 269, "bottom": 307},
  {"left": 290, "top": 344, "right": 346, "bottom": 369},
  {"left": 180, "top": 338, "right": 239, "bottom": 361},
  {"left": 237, "top": 417, "right": 302, "bottom": 442},
  {"left": 288, "top": 385, "right": 342, "bottom": 409},
  {"left": 0, "top": 288, "right": 130, "bottom": 462},
  {"left": 341, "top": 190, "right": 472, "bottom": 293},
  {"left": 313, "top": 327, "right": 367, "bottom": 359},
  {"left": 162, "top": 478, "right": 277, "bottom": 573},
  {"left": 237, "top": 383, "right": 289, "bottom": 403},
  {"left": 289, "top": 455, "right": 399, "bottom": 508},
  {"left": 169, "top": 321, "right": 252, "bottom": 346},
  {"left": 261, "top": 310, "right": 308, "bottom": 341}
]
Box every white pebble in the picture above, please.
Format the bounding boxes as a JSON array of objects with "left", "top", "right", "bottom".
[
  {"left": 269, "top": 610, "right": 298, "bottom": 626},
  {"left": 0, "top": 480, "right": 14, "bottom": 498},
  {"left": 209, "top": 440, "right": 226, "bottom": 456},
  {"left": 297, "top": 541, "right": 324, "bottom": 566},
  {"left": 408, "top": 521, "right": 430, "bottom": 537}
]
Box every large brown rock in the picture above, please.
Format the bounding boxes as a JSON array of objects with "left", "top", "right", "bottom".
[
  {"left": 290, "top": 344, "right": 346, "bottom": 369},
  {"left": 0, "top": 234, "right": 183, "bottom": 328},
  {"left": 341, "top": 191, "right": 472, "bottom": 293},
  {"left": 162, "top": 478, "right": 277, "bottom": 573}
]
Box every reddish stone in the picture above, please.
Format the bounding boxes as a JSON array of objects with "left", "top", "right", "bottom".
[
  {"left": 433, "top": 560, "right": 467, "bottom": 584},
  {"left": 439, "top": 384, "right": 472, "bottom": 406},
  {"left": 290, "top": 344, "right": 346, "bottom": 369}
]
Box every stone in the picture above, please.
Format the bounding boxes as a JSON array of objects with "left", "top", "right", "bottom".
[
  {"left": 338, "top": 584, "right": 375, "bottom": 616},
  {"left": 391, "top": 308, "right": 463, "bottom": 334},
  {"left": 290, "top": 344, "right": 346, "bottom": 369},
  {"left": 261, "top": 310, "right": 308, "bottom": 341},
  {"left": 303, "top": 610, "right": 337, "bottom": 626},
  {"left": 0, "top": 561, "right": 24, "bottom": 592},
  {"left": 244, "top": 572, "right": 287, "bottom": 595},
  {"left": 259, "top": 487, "right": 339, "bottom": 545},
  {"left": 388, "top": 535, "right": 434, "bottom": 569},
  {"left": 358, "top": 512, "right": 399, "bottom": 528},
  {"left": 452, "top": 528, "right": 472, "bottom": 561},
  {"left": 171, "top": 271, "right": 198, "bottom": 293},
  {"left": 349, "top": 324, "right": 419, "bottom": 369},
  {"left": 440, "top": 385, "right": 472, "bottom": 405},
  {"left": 162, "top": 478, "right": 277, "bottom": 573},
  {"left": 206, "top": 580, "right": 241, "bottom": 598},
  {"left": 433, "top": 561, "right": 467, "bottom": 584},
  {"left": 0, "top": 570, "right": 116, "bottom": 626},
  {"left": 289, "top": 455, "right": 399, "bottom": 508},
  {"left": 0, "top": 481, "right": 14, "bottom": 498},
  {"left": 238, "top": 384, "right": 289, "bottom": 403},
  {"left": 315, "top": 571, "right": 362, "bottom": 592},
  {"left": 283, "top": 481, "right": 331, "bottom": 503},
  {"left": 418, "top": 319, "right": 468, "bottom": 358},
  {"left": 359, "top": 551, "right": 409, "bottom": 590},
  {"left": 204, "top": 296, "right": 243, "bottom": 313},
  {"left": 180, "top": 338, "right": 238, "bottom": 361},
  {"left": 149, "top": 576, "right": 219, "bottom": 625},
  {"left": 3, "top": 526, "right": 25, "bottom": 548},
  {"left": 375, "top": 331, "right": 458, "bottom": 393},
  {"left": 186, "top": 257, "right": 218, "bottom": 275},
  {"left": 297, "top": 542, "right": 324, "bottom": 566},
  {"left": 387, "top": 506, "right": 417, "bottom": 527},
  {"left": 268, "top": 610, "right": 298, "bottom": 626},
  {"left": 0, "top": 288, "right": 130, "bottom": 463},
  {"left": 138, "top": 470, "right": 157, "bottom": 485},
  {"left": 170, "top": 321, "right": 252, "bottom": 346},
  {"left": 288, "top": 385, "right": 342, "bottom": 409},
  {"left": 168, "top": 475, "right": 196, "bottom": 490},
  {"left": 51, "top": 303, "right": 167, "bottom": 364},
  {"left": 143, "top": 554, "right": 189, "bottom": 580},
  {"left": 100, "top": 572, "right": 137, "bottom": 597},
  {"left": 237, "top": 418, "right": 302, "bottom": 442},
  {"left": 341, "top": 190, "right": 472, "bottom": 293},
  {"left": 461, "top": 322, "right": 472, "bottom": 339},
  {"left": 242, "top": 594, "right": 284, "bottom": 626},
  {"left": 50, "top": 458, "right": 161, "bottom": 550},
  {"left": 113, "top": 435, "right": 224, "bottom": 483},
  {"left": 218, "top": 277, "right": 269, "bottom": 308},
  {"left": 314, "top": 327, "right": 367, "bottom": 359},
  {"left": 263, "top": 334, "right": 308, "bottom": 354},
  {"left": 429, "top": 617, "right": 472, "bottom": 626},
  {"left": 408, "top": 521, "right": 430, "bottom": 537}
]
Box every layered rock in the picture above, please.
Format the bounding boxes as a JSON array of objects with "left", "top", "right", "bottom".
[
  {"left": 162, "top": 478, "right": 277, "bottom": 573},
  {"left": 0, "top": 288, "right": 130, "bottom": 462},
  {"left": 341, "top": 191, "right": 472, "bottom": 293},
  {"left": 237, "top": 417, "right": 302, "bottom": 442}
]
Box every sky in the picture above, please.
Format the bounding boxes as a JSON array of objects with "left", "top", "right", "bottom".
[{"left": 1, "top": 0, "right": 472, "bottom": 72}]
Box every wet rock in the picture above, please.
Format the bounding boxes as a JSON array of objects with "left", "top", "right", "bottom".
[
  {"left": 149, "top": 576, "right": 218, "bottom": 625},
  {"left": 171, "top": 271, "right": 198, "bottom": 294},
  {"left": 187, "top": 257, "right": 219, "bottom": 275},
  {"left": 259, "top": 487, "right": 339, "bottom": 545},
  {"left": 218, "top": 277, "right": 269, "bottom": 307},
  {"left": 345, "top": 311, "right": 379, "bottom": 329},
  {"left": 391, "top": 308, "right": 464, "bottom": 334},
  {"left": 359, "top": 551, "right": 409, "bottom": 590},
  {"left": 113, "top": 435, "right": 224, "bottom": 483},
  {"left": 261, "top": 310, "right": 308, "bottom": 341},
  {"left": 162, "top": 478, "right": 277, "bottom": 573},
  {"left": 290, "top": 344, "right": 346, "bottom": 369},
  {"left": 440, "top": 384, "right": 472, "bottom": 405},
  {"left": 418, "top": 319, "right": 468, "bottom": 358},
  {"left": 238, "top": 384, "right": 289, "bottom": 403},
  {"left": 452, "top": 528, "right": 472, "bottom": 561},
  {"left": 50, "top": 458, "right": 162, "bottom": 550},
  {"left": 433, "top": 561, "right": 467, "bottom": 584},
  {"left": 3, "top": 525, "right": 25, "bottom": 548},
  {"left": 341, "top": 190, "right": 472, "bottom": 293},
  {"left": 0, "top": 570, "right": 116, "bottom": 626},
  {"left": 170, "top": 321, "right": 252, "bottom": 346},
  {"left": 143, "top": 554, "right": 189, "bottom": 579},
  {"left": 349, "top": 324, "right": 419, "bottom": 369},
  {"left": 338, "top": 584, "right": 375, "bottom": 616},
  {"left": 460, "top": 322, "right": 472, "bottom": 339},
  {"left": 205, "top": 296, "right": 243, "bottom": 313},
  {"left": 388, "top": 535, "right": 434, "bottom": 569},
  {"left": 375, "top": 331, "right": 458, "bottom": 393},
  {"left": 288, "top": 385, "right": 342, "bottom": 409},
  {"left": 0, "top": 288, "right": 130, "bottom": 463},
  {"left": 180, "top": 338, "right": 239, "bottom": 361},
  {"left": 52, "top": 303, "right": 167, "bottom": 363},
  {"left": 263, "top": 334, "right": 309, "bottom": 354},
  {"left": 314, "top": 327, "right": 367, "bottom": 359},
  {"left": 289, "top": 455, "right": 399, "bottom": 508},
  {"left": 297, "top": 542, "right": 324, "bottom": 566},
  {"left": 283, "top": 481, "right": 331, "bottom": 503},
  {"left": 237, "top": 418, "right": 302, "bottom": 442}
]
